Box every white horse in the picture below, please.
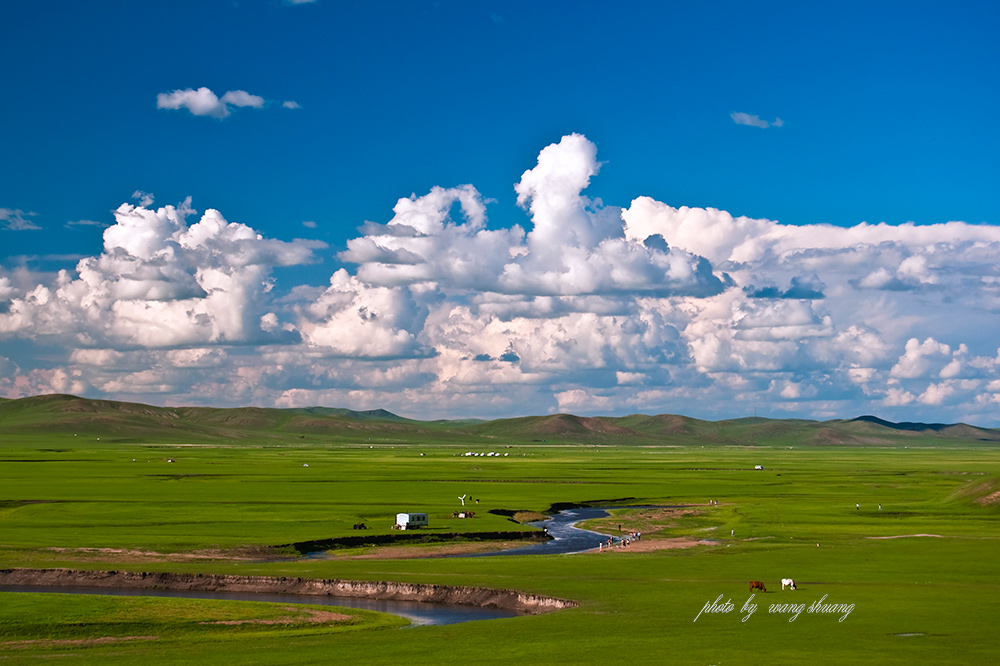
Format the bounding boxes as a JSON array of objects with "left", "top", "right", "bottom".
[{"left": 781, "top": 578, "right": 796, "bottom": 590}]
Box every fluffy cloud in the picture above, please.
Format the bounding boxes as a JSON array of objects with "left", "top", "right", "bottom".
[
  {"left": 3, "top": 134, "right": 1000, "bottom": 425},
  {"left": 157, "top": 87, "right": 271, "bottom": 119},
  {"left": 298, "top": 269, "right": 427, "bottom": 358},
  {"left": 890, "top": 338, "right": 955, "bottom": 379},
  {"left": 132, "top": 190, "right": 155, "bottom": 206},
  {"left": 341, "top": 135, "right": 728, "bottom": 300},
  {"left": 220, "top": 90, "right": 264, "bottom": 109},
  {"left": 0, "top": 198, "right": 322, "bottom": 348},
  {"left": 157, "top": 87, "right": 229, "bottom": 118}
]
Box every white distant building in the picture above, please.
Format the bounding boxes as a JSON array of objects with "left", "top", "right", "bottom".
[{"left": 395, "top": 512, "right": 428, "bottom": 530}]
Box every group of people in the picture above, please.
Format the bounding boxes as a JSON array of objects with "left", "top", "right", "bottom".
[{"left": 598, "top": 530, "right": 642, "bottom": 551}]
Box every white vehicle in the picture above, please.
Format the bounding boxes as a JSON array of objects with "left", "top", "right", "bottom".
[{"left": 395, "top": 512, "right": 428, "bottom": 530}]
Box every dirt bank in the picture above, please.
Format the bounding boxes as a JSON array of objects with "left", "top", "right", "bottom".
[
  {"left": 592, "top": 537, "right": 712, "bottom": 553},
  {"left": 0, "top": 568, "right": 577, "bottom": 615}
]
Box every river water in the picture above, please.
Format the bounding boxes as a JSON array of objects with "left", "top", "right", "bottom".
[
  {"left": 0, "top": 584, "right": 520, "bottom": 626},
  {"left": 466, "top": 506, "right": 613, "bottom": 557},
  {"left": 0, "top": 507, "right": 648, "bottom": 625}
]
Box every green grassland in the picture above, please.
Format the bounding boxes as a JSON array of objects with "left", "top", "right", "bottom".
[
  {"left": 1, "top": 395, "right": 999, "bottom": 663},
  {"left": 0, "top": 593, "right": 405, "bottom": 648}
]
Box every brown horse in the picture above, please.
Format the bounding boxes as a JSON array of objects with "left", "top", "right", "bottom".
[{"left": 749, "top": 580, "right": 767, "bottom": 593}]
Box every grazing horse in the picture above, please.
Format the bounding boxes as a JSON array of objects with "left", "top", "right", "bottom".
[
  {"left": 781, "top": 578, "right": 796, "bottom": 590},
  {"left": 748, "top": 580, "right": 767, "bottom": 593}
]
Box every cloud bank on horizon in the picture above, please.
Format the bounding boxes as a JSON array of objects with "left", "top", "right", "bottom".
[{"left": 2, "top": 134, "right": 999, "bottom": 424}]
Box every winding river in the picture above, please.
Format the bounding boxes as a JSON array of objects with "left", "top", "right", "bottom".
[
  {"left": 1, "top": 508, "right": 633, "bottom": 625},
  {"left": 467, "top": 506, "right": 613, "bottom": 557},
  {"left": 0, "top": 584, "right": 519, "bottom": 626}
]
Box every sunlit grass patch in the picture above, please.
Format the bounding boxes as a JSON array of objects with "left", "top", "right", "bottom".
[{"left": 0, "top": 592, "right": 405, "bottom": 652}]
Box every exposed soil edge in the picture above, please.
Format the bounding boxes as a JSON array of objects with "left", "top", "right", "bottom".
[{"left": 0, "top": 568, "right": 578, "bottom": 615}]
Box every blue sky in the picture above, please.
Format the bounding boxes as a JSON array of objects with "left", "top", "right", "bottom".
[{"left": 2, "top": 1, "right": 1000, "bottom": 424}]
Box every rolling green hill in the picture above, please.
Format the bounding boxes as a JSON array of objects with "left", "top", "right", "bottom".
[{"left": 1, "top": 393, "right": 998, "bottom": 446}]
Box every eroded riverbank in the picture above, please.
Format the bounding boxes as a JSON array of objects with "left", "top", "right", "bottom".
[{"left": 0, "top": 568, "right": 578, "bottom": 617}]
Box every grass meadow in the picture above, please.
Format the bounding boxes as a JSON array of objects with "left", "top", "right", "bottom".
[{"left": 2, "top": 426, "right": 999, "bottom": 664}]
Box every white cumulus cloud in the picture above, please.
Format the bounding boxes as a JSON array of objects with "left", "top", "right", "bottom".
[
  {"left": 220, "top": 90, "right": 264, "bottom": 109},
  {"left": 157, "top": 87, "right": 272, "bottom": 118},
  {"left": 4, "top": 133, "right": 1000, "bottom": 425},
  {"left": 0, "top": 198, "right": 323, "bottom": 348}
]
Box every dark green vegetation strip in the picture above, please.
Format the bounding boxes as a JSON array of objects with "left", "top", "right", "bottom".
[{"left": 283, "top": 530, "right": 549, "bottom": 553}]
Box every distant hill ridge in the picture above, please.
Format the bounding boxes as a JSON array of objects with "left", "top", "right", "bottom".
[{"left": 1, "top": 394, "right": 998, "bottom": 446}]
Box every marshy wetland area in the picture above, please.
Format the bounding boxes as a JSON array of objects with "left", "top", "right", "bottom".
[{"left": 2, "top": 395, "right": 999, "bottom": 664}]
